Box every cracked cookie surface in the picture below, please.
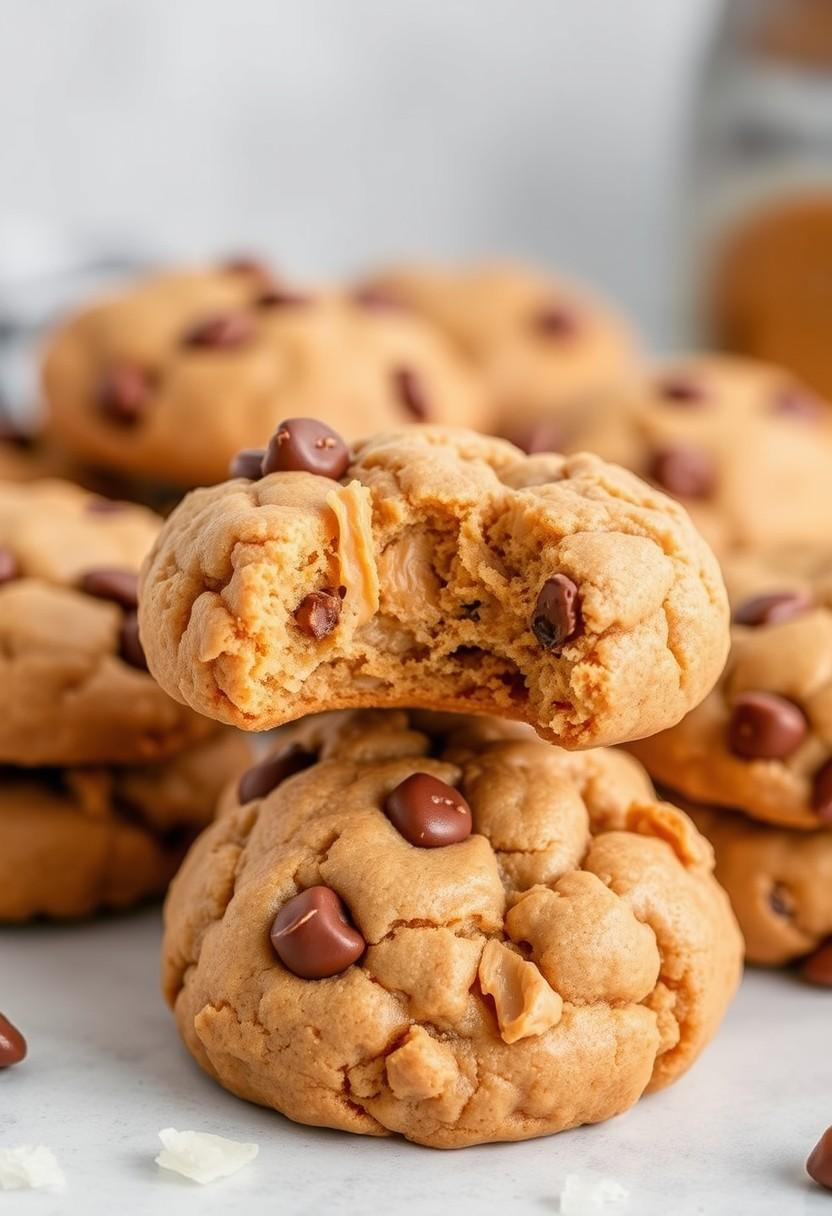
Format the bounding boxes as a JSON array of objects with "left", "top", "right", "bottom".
[
  {"left": 162, "top": 709, "right": 741, "bottom": 1148},
  {"left": 0, "top": 479, "right": 214, "bottom": 764},
  {"left": 0, "top": 729, "right": 251, "bottom": 921},
  {"left": 139, "top": 425, "right": 728, "bottom": 748},
  {"left": 358, "top": 261, "right": 643, "bottom": 449},
  {"left": 565, "top": 355, "right": 832, "bottom": 555},
  {"left": 42, "top": 266, "right": 490, "bottom": 488},
  {"left": 631, "top": 546, "right": 832, "bottom": 830}
]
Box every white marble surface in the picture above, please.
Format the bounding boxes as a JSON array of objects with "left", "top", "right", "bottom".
[{"left": 2, "top": 909, "right": 829, "bottom": 1214}]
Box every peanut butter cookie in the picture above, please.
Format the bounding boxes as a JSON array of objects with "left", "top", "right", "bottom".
[
  {"left": 139, "top": 423, "right": 728, "bottom": 748},
  {"left": 163, "top": 710, "right": 741, "bottom": 1148},
  {"left": 42, "top": 265, "right": 489, "bottom": 489}
]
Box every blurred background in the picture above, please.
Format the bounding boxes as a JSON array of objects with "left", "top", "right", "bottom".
[
  {"left": 1, "top": 1, "right": 722, "bottom": 350},
  {"left": 3, "top": 0, "right": 831, "bottom": 404}
]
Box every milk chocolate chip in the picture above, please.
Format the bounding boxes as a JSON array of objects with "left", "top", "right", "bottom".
[
  {"left": 648, "top": 444, "right": 715, "bottom": 499},
  {"left": 238, "top": 745, "right": 316, "bottom": 803},
  {"left": 261, "top": 418, "right": 349, "bottom": 479},
  {"left": 270, "top": 886, "right": 365, "bottom": 979},
  {"left": 728, "top": 691, "right": 807, "bottom": 760},
  {"left": 807, "top": 1126, "right": 832, "bottom": 1189},
  {"left": 0, "top": 1013, "right": 26, "bottom": 1067},
  {"left": 0, "top": 547, "right": 19, "bottom": 586},
  {"left": 733, "top": 590, "right": 811, "bottom": 627},
  {"left": 655, "top": 375, "right": 706, "bottom": 406},
  {"left": 530, "top": 305, "right": 579, "bottom": 338},
  {"left": 294, "top": 589, "right": 341, "bottom": 639},
  {"left": 98, "top": 363, "right": 153, "bottom": 425},
  {"left": 229, "top": 448, "right": 267, "bottom": 480},
  {"left": 119, "top": 611, "right": 147, "bottom": 670},
  {"left": 813, "top": 761, "right": 832, "bottom": 824},
  {"left": 393, "top": 367, "right": 430, "bottom": 421},
  {"left": 79, "top": 567, "right": 138, "bottom": 609},
  {"left": 802, "top": 941, "right": 832, "bottom": 988},
  {"left": 183, "top": 312, "right": 254, "bottom": 349},
  {"left": 385, "top": 773, "right": 473, "bottom": 847},
  {"left": 531, "top": 575, "right": 580, "bottom": 649}
]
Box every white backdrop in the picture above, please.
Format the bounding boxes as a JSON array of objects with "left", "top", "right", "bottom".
[{"left": 0, "top": 1, "right": 721, "bottom": 345}]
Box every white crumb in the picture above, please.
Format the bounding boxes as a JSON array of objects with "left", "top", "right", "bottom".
[
  {"left": 0, "top": 1145, "right": 65, "bottom": 1190},
  {"left": 155, "top": 1128, "right": 259, "bottom": 1185},
  {"left": 558, "top": 1173, "right": 630, "bottom": 1213}
]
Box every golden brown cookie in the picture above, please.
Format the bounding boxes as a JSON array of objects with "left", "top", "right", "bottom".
[
  {"left": 42, "top": 265, "right": 490, "bottom": 488},
  {"left": 566, "top": 355, "right": 832, "bottom": 555},
  {"left": 0, "top": 730, "right": 251, "bottom": 922},
  {"left": 138, "top": 423, "right": 728, "bottom": 748},
  {"left": 683, "top": 803, "right": 832, "bottom": 971},
  {"left": 0, "top": 479, "right": 213, "bottom": 764},
  {"left": 358, "top": 261, "right": 643, "bottom": 448},
  {"left": 631, "top": 546, "right": 832, "bottom": 830},
  {"left": 163, "top": 710, "right": 741, "bottom": 1148}
]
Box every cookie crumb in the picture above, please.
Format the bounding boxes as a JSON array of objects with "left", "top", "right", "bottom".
[
  {"left": 558, "top": 1174, "right": 629, "bottom": 1213},
  {"left": 0, "top": 1146, "right": 65, "bottom": 1191},
  {"left": 155, "top": 1128, "right": 258, "bottom": 1185}
]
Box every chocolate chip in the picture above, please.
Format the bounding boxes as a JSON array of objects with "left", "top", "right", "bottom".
[
  {"left": 807, "top": 1126, "right": 832, "bottom": 1189},
  {"left": 294, "top": 589, "right": 341, "bottom": 639},
  {"left": 530, "top": 305, "right": 579, "bottom": 338},
  {"left": 229, "top": 447, "right": 267, "bottom": 479},
  {"left": 98, "top": 362, "right": 153, "bottom": 425},
  {"left": 0, "top": 1013, "right": 26, "bottom": 1068},
  {"left": 769, "top": 883, "right": 793, "bottom": 918},
  {"left": 182, "top": 312, "right": 254, "bottom": 349},
  {"left": 270, "top": 886, "right": 365, "bottom": 979},
  {"left": 509, "top": 419, "right": 566, "bottom": 455},
  {"left": 79, "top": 567, "right": 138, "bottom": 609},
  {"left": 384, "top": 772, "right": 473, "bottom": 848},
  {"left": 531, "top": 575, "right": 581, "bottom": 650},
  {"left": 648, "top": 444, "right": 715, "bottom": 499},
  {"left": 728, "top": 691, "right": 807, "bottom": 760},
  {"left": 802, "top": 941, "right": 832, "bottom": 988},
  {"left": 733, "top": 590, "right": 812, "bottom": 627},
  {"left": 352, "top": 284, "right": 405, "bottom": 310},
  {"left": 221, "top": 255, "right": 272, "bottom": 277},
  {"left": 812, "top": 761, "right": 832, "bottom": 823},
  {"left": 254, "top": 287, "right": 311, "bottom": 309},
  {"left": 655, "top": 375, "right": 706, "bottom": 405},
  {"left": 238, "top": 744, "right": 316, "bottom": 803},
  {"left": 0, "top": 547, "right": 19, "bottom": 586},
  {"left": 261, "top": 418, "right": 349, "bottom": 479},
  {"left": 393, "top": 367, "right": 430, "bottom": 421},
  {"left": 119, "top": 611, "right": 147, "bottom": 670},
  {"left": 773, "top": 385, "right": 823, "bottom": 422}
]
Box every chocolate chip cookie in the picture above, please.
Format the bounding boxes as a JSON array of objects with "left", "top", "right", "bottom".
[
  {"left": 682, "top": 804, "right": 832, "bottom": 974},
  {"left": 357, "top": 261, "right": 643, "bottom": 449},
  {"left": 566, "top": 355, "right": 832, "bottom": 555},
  {"left": 0, "top": 730, "right": 251, "bottom": 922},
  {"left": 139, "top": 423, "right": 728, "bottom": 748},
  {"left": 163, "top": 709, "right": 741, "bottom": 1148},
  {"left": 0, "top": 478, "right": 213, "bottom": 764},
  {"left": 42, "top": 265, "right": 490, "bottom": 489},
  {"left": 631, "top": 546, "right": 832, "bottom": 830}
]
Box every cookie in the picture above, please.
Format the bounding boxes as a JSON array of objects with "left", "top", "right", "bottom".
[
  {"left": 138, "top": 423, "right": 729, "bottom": 748},
  {"left": 42, "top": 265, "right": 490, "bottom": 489},
  {"left": 358, "top": 261, "right": 643, "bottom": 449},
  {"left": 630, "top": 546, "right": 832, "bottom": 830},
  {"left": 565, "top": 355, "right": 832, "bottom": 554},
  {"left": 0, "top": 478, "right": 213, "bottom": 764},
  {"left": 0, "top": 730, "right": 251, "bottom": 922},
  {"left": 162, "top": 709, "right": 741, "bottom": 1148},
  {"left": 678, "top": 802, "right": 832, "bottom": 971}
]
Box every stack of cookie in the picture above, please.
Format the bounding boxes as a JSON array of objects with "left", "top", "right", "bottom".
[
  {"left": 552, "top": 354, "right": 832, "bottom": 984},
  {"left": 0, "top": 478, "right": 251, "bottom": 921},
  {"left": 135, "top": 419, "right": 743, "bottom": 1147}
]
